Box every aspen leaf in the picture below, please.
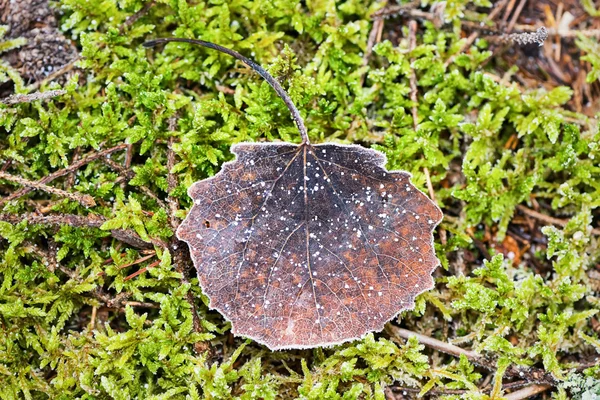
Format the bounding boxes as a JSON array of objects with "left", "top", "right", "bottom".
[{"left": 144, "top": 38, "right": 442, "bottom": 350}]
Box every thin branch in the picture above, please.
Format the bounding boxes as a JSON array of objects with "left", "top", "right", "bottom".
[
  {"left": 506, "top": 0, "right": 527, "bottom": 33},
  {"left": 360, "top": 2, "right": 387, "bottom": 86},
  {"left": 1, "top": 144, "right": 128, "bottom": 206},
  {"left": 517, "top": 205, "right": 600, "bottom": 235},
  {"left": 98, "top": 252, "right": 156, "bottom": 277},
  {"left": 123, "top": 259, "right": 160, "bottom": 281},
  {"left": 371, "top": 1, "right": 427, "bottom": 20},
  {"left": 503, "top": 384, "right": 552, "bottom": 400},
  {"left": 167, "top": 114, "right": 180, "bottom": 229},
  {"left": 0, "top": 89, "right": 67, "bottom": 105},
  {"left": 123, "top": 301, "right": 160, "bottom": 309},
  {"left": 0, "top": 171, "right": 96, "bottom": 207},
  {"left": 387, "top": 325, "right": 556, "bottom": 385},
  {"left": 389, "top": 380, "right": 544, "bottom": 398},
  {"left": 65, "top": 147, "right": 81, "bottom": 189},
  {"left": 0, "top": 213, "right": 156, "bottom": 249},
  {"left": 388, "top": 325, "right": 480, "bottom": 360}
]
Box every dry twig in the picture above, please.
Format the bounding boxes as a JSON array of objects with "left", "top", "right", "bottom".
[
  {"left": 167, "top": 114, "right": 180, "bottom": 229},
  {"left": 503, "top": 384, "right": 553, "bottom": 400},
  {"left": 1, "top": 144, "right": 128, "bottom": 206},
  {"left": 517, "top": 205, "right": 600, "bottom": 235},
  {"left": 0, "top": 89, "right": 66, "bottom": 105},
  {"left": 387, "top": 325, "right": 556, "bottom": 386},
  {"left": 0, "top": 212, "right": 160, "bottom": 249},
  {"left": 0, "top": 171, "right": 96, "bottom": 207}
]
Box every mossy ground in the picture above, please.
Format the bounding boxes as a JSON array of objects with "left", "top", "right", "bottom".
[{"left": 1, "top": 0, "right": 599, "bottom": 399}]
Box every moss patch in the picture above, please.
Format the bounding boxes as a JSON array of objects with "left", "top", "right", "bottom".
[{"left": 1, "top": 0, "right": 599, "bottom": 398}]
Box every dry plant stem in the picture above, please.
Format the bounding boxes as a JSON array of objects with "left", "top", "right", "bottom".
[
  {"left": 92, "top": 289, "right": 131, "bottom": 309},
  {"left": 171, "top": 239, "right": 211, "bottom": 354},
  {"left": 124, "top": 301, "right": 159, "bottom": 308},
  {"left": 503, "top": 384, "right": 552, "bottom": 400},
  {"left": 167, "top": 115, "right": 180, "bottom": 229},
  {"left": 517, "top": 204, "right": 600, "bottom": 235},
  {"left": 123, "top": 260, "right": 160, "bottom": 281},
  {"left": 1, "top": 143, "right": 128, "bottom": 206},
  {"left": 360, "top": 2, "right": 387, "bottom": 86},
  {"left": 389, "top": 386, "right": 473, "bottom": 396},
  {"left": 170, "top": 226, "right": 211, "bottom": 353},
  {"left": 0, "top": 89, "right": 66, "bottom": 105},
  {"left": 506, "top": 0, "right": 527, "bottom": 33},
  {"left": 488, "top": 0, "right": 509, "bottom": 21},
  {"left": 98, "top": 252, "right": 156, "bottom": 276},
  {"left": 0, "top": 171, "right": 96, "bottom": 207},
  {"left": 0, "top": 212, "right": 156, "bottom": 249},
  {"left": 102, "top": 157, "right": 167, "bottom": 209},
  {"left": 387, "top": 325, "right": 556, "bottom": 385},
  {"left": 388, "top": 325, "right": 480, "bottom": 360},
  {"left": 502, "top": 0, "right": 518, "bottom": 24},
  {"left": 90, "top": 306, "right": 97, "bottom": 331},
  {"left": 371, "top": 0, "right": 422, "bottom": 20}
]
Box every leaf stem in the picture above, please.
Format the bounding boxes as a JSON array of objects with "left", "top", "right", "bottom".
[{"left": 143, "top": 38, "right": 310, "bottom": 144}]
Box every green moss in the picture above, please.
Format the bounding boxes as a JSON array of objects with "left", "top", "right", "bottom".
[{"left": 1, "top": 0, "right": 599, "bottom": 398}]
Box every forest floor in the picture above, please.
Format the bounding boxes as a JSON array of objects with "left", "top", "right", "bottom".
[{"left": 1, "top": 0, "right": 600, "bottom": 399}]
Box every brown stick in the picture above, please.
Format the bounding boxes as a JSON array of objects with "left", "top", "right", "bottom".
[
  {"left": 123, "top": 260, "right": 160, "bottom": 281},
  {"left": 98, "top": 252, "right": 156, "bottom": 276},
  {"left": 388, "top": 325, "right": 480, "bottom": 359},
  {"left": 360, "top": 2, "right": 387, "bottom": 86},
  {"left": 506, "top": 0, "right": 527, "bottom": 33},
  {"left": 517, "top": 205, "right": 600, "bottom": 235},
  {"left": 1, "top": 144, "right": 128, "bottom": 206},
  {"left": 0, "top": 171, "right": 96, "bottom": 207},
  {"left": 171, "top": 235, "right": 210, "bottom": 354},
  {"left": 0, "top": 213, "right": 155, "bottom": 249},
  {"left": 371, "top": 0, "right": 424, "bottom": 20},
  {"left": 167, "top": 115, "right": 180, "bottom": 229},
  {"left": 0, "top": 89, "right": 67, "bottom": 105},
  {"left": 503, "top": 384, "right": 552, "bottom": 400},
  {"left": 387, "top": 325, "right": 556, "bottom": 385}
]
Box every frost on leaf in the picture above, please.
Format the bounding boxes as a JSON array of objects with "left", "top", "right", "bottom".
[
  {"left": 144, "top": 37, "right": 442, "bottom": 350},
  {"left": 176, "top": 142, "right": 442, "bottom": 350}
]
